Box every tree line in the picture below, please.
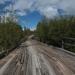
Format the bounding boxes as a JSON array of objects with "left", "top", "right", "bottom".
[
  {"left": 35, "top": 16, "right": 75, "bottom": 52},
  {"left": 0, "top": 21, "right": 31, "bottom": 58}
]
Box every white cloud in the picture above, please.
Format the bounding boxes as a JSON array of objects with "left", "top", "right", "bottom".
[
  {"left": 30, "top": 27, "right": 36, "bottom": 31},
  {"left": 2, "top": 0, "right": 75, "bottom": 18},
  {"left": 17, "top": 11, "right": 27, "bottom": 16},
  {"left": 0, "top": 0, "right": 11, "bottom": 4},
  {"left": 37, "top": 7, "right": 58, "bottom": 18},
  {"left": 0, "top": 0, "right": 5, "bottom": 4},
  {"left": 14, "top": 0, "right": 35, "bottom": 11},
  {"left": 57, "top": 0, "right": 75, "bottom": 15},
  {"left": 12, "top": 0, "right": 59, "bottom": 17}
]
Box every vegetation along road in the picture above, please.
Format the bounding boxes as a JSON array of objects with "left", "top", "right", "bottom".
[{"left": 0, "top": 39, "right": 75, "bottom": 75}]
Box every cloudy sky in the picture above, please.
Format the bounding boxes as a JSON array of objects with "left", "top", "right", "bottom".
[{"left": 0, "top": 0, "right": 75, "bottom": 30}]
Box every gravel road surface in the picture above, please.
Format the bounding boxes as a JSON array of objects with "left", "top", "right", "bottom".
[{"left": 0, "top": 39, "right": 75, "bottom": 75}]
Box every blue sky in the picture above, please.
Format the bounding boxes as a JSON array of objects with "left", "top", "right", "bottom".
[
  {"left": 0, "top": 1, "right": 43, "bottom": 30},
  {"left": 18, "top": 11, "right": 43, "bottom": 30},
  {"left": 0, "top": 0, "right": 75, "bottom": 30}
]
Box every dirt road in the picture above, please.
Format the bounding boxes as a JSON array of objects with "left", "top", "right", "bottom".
[{"left": 0, "top": 39, "right": 75, "bottom": 75}]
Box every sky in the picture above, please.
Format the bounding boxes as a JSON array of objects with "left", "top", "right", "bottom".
[{"left": 0, "top": 0, "right": 75, "bottom": 30}]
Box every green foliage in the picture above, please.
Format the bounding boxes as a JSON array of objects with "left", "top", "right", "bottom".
[
  {"left": 0, "top": 22, "right": 23, "bottom": 53},
  {"left": 36, "top": 20, "right": 48, "bottom": 42},
  {"left": 35, "top": 16, "right": 75, "bottom": 52},
  {"left": 23, "top": 27, "right": 32, "bottom": 36}
]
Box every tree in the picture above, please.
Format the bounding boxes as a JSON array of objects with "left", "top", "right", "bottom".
[
  {"left": 35, "top": 16, "right": 75, "bottom": 52},
  {"left": 36, "top": 20, "right": 48, "bottom": 42},
  {"left": 0, "top": 22, "right": 23, "bottom": 54}
]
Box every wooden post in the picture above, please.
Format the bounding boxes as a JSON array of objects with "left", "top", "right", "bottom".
[{"left": 62, "top": 40, "right": 64, "bottom": 49}]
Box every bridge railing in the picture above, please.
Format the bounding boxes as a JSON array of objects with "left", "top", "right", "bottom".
[{"left": 62, "top": 37, "right": 75, "bottom": 52}]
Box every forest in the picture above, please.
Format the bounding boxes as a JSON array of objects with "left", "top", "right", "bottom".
[
  {"left": 0, "top": 21, "right": 31, "bottom": 58},
  {"left": 0, "top": 15, "right": 75, "bottom": 58},
  {"left": 35, "top": 16, "right": 75, "bottom": 52}
]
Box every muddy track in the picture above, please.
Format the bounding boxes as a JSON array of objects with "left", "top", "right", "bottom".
[{"left": 0, "top": 39, "right": 75, "bottom": 75}]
